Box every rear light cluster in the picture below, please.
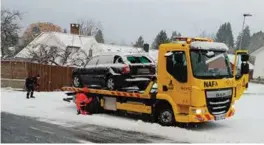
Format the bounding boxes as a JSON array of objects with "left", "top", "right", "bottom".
[
  {"left": 121, "top": 65, "right": 130, "bottom": 74},
  {"left": 150, "top": 65, "right": 156, "bottom": 73}
]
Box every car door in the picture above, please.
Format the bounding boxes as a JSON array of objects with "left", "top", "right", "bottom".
[
  {"left": 94, "top": 55, "right": 113, "bottom": 86},
  {"left": 83, "top": 56, "right": 99, "bottom": 85}
]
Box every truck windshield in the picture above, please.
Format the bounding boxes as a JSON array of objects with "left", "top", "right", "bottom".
[{"left": 190, "top": 50, "right": 232, "bottom": 79}]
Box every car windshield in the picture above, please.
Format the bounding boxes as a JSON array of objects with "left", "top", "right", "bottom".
[
  {"left": 126, "top": 56, "right": 151, "bottom": 64},
  {"left": 190, "top": 50, "right": 232, "bottom": 79}
]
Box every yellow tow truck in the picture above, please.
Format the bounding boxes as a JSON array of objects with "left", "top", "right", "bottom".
[{"left": 62, "top": 37, "right": 250, "bottom": 126}]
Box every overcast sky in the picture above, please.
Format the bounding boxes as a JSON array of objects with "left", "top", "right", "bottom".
[{"left": 2, "top": 0, "right": 264, "bottom": 44}]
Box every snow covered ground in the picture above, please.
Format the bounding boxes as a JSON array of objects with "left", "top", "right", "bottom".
[{"left": 1, "top": 83, "right": 264, "bottom": 143}]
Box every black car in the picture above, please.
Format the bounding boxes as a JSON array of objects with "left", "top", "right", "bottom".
[{"left": 72, "top": 52, "right": 156, "bottom": 90}]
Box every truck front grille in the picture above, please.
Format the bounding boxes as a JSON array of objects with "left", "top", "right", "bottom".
[{"left": 205, "top": 88, "right": 232, "bottom": 115}]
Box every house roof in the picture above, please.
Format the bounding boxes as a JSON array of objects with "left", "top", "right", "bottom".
[
  {"left": 251, "top": 45, "right": 264, "bottom": 56},
  {"left": 15, "top": 32, "right": 99, "bottom": 58}
]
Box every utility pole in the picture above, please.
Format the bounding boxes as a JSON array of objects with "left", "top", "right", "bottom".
[{"left": 239, "top": 13, "right": 252, "bottom": 50}]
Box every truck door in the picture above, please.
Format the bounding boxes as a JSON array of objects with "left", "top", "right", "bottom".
[
  {"left": 160, "top": 51, "right": 191, "bottom": 105},
  {"left": 233, "top": 50, "right": 250, "bottom": 100}
]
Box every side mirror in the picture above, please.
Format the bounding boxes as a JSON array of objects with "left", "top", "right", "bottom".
[
  {"left": 241, "top": 63, "right": 249, "bottom": 74},
  {"left": 241, "top": 54, "right": 249, "bottom": 61}
]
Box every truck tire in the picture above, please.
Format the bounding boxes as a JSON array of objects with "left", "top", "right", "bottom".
[
  {"left": 72, "top": 74, "right": 83, "bottom": 88},
  {"left": 157, "top": 108, "right": 175, "bottom": 126},
  {"left": 87, "top": 97, "right": 103, "bottom": 114}
]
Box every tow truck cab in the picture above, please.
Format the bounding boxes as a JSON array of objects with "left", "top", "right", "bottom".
[{"left": 156, "top": 38, "right": 250, "bottom": 123}]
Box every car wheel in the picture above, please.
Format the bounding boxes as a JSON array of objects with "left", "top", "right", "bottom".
[
  {"left": 157, "top": 108, "right": 175, "bottom": 126},
  {"left": 106, "top": 77, "right": 115, "bottom": 90},
  {"left": 72, "top": 75, "right": 83, "bottom": 88}
]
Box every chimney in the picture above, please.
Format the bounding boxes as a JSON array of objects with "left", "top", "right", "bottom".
[
  {"left": 70, "top": 23, "right": 80, "bottom": 35},
  {"left": 143, "top": 43, "right": 149, "bottom": 52},
  {"left": 89, "top": 49, "right": 93, "bottom": 57}
]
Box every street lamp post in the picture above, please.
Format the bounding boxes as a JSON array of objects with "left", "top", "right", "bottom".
[{"left": 239, "top": 13, "right": 252, "bottom": 50}]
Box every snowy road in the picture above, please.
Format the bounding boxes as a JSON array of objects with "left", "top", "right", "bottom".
[
  {"left": 1, "top": 83, "right": 264, "bottom": 143},
  {"left": 1, "top": 112, "right": 175, "bottom": 143}
]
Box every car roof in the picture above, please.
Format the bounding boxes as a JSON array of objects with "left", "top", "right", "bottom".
[{"left": 93, "top": 52, "right": 150, "bottom": 57}]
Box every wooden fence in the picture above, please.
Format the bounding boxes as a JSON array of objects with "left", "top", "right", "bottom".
[{"left": 1, "top": 61, "right": 73, "bottom": 91}]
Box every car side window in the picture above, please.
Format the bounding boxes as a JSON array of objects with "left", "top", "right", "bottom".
[
  {"left": 114, "top": 55, "right": 124, "bottom": 64},
  {"left": 98, "top": 55, "right": 113, "bottom": 64},
  {"left": 166, "top": 51, "right": 187, "bottom": 83},
  {"left": 87, "top": 57, "right": 99, "bottom": 66}
]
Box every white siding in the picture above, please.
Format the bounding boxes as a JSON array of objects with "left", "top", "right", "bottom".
[{"left": 253, "top": 49, "right": 264, "bottom": 79}]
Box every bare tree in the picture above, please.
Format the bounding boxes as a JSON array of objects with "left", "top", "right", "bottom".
[
  {"left": 27, "top": 44, "right": 59, "bottom": 65},
  {"left": 26, "top": 44, "right": 91, "bottom": 67},
  {"left": 1, "top": 9, "right": 22, "bottom": 58},
  {"left": 78, "top": 19, "right": 102, "bottom": 36}
]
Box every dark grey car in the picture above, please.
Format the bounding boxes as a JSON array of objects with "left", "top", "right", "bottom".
[{"left": 72, "top": 53, "right": 156, "bottom": 90}]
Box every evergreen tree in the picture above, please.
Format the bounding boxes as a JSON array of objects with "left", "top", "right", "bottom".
[
  {"left": 152, "top": 30, "right": 169, "bottom": 50},
  {"left": 248, "top": 31, "right": 264, "bottom": 53},
  {"left": 215, "top": 22, "right": 234, "bottom": 48},
  {"left": 226, "top": 23, "right": 234, "bottom": 48},
  {"left": 236, "top": 26, "right": 251, "bottom": 49},
  {"left": 95, "top": 29, "right": 104, "bottom": 43},
  {"left": 133, "top": 36, "right": 144, "bottom": 48},
  {"left": 170, "top": 31, "right": 181, "bottom": 41}
]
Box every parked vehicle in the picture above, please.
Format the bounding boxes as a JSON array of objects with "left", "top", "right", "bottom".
[{"left": 72, "top": 52, "right": 156, "bottom": 90}]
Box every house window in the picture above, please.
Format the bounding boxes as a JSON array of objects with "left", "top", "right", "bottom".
[{"left": 66, "top": 46, "right": 80, "bottom": 53}]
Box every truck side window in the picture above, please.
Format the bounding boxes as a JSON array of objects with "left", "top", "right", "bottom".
[{"left": 166, "top": 51, "right": 187, "bottom": 83}]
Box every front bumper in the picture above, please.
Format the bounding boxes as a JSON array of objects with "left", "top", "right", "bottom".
[{"left": 176, "top": 107, "right": 235, "bottom": 123}]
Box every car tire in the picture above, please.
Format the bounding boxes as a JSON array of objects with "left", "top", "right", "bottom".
[
  {"left": 157, "top": 108, "right": 175, "bottom": 126},
  {"left": 72, "top": 74, "right": 83, "bottom": 88},
  {"left": 106, "top": 76, "right": 116, "bottom": 90}
]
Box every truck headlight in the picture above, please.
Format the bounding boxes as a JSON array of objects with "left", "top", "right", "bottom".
[
  {"left": 192, "top": 108, "right": 205, "bottom": 114},
  {"left": 232, "top": 104, "right": 235, "bottom": 109},
  {"left": 196, "top": 109, "right": 202, "bottom": 114}
]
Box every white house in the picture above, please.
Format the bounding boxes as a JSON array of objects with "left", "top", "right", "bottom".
[
  {"left": 15, "top": 32, "right": 101, "bottom": 66},
  {"left": 15, "top": 32, "right": 147, "bottom": 66},
  {"left": 251, "top": 46, "right": 264, "bottom": 79}
]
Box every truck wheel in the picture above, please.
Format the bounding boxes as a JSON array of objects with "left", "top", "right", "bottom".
[
  {"left": 72, "top": 75, "right": 83, "bottom": 88},
  {"left": 157, "top": 108, "right": 175, "bottom": 126},
  {"left": 87, "top": 97, "right": 103, "bottom": 114}
]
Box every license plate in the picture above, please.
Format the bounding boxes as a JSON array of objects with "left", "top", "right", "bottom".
[
  {"left": 137, "top": 68, "right": 150, "bottom": 74},
  {"left": 215, "top": 114, "right": 225, "bottom": 120}
]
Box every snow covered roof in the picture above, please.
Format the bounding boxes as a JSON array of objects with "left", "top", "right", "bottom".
[
  {"left": 190, "top": 42, "right": 229, "bottom": 51},
  {"left": 15, "top": 32, "right": 99, "bottom": 58},
  {"left": 251, "top": 45, "right": 264, "bottom": 56},
  {"left": 147, "top": 49, "right": 159, "bottom": 62},
  {"left": 97, "top": 43, "right": 143, "bottom": 54}
]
